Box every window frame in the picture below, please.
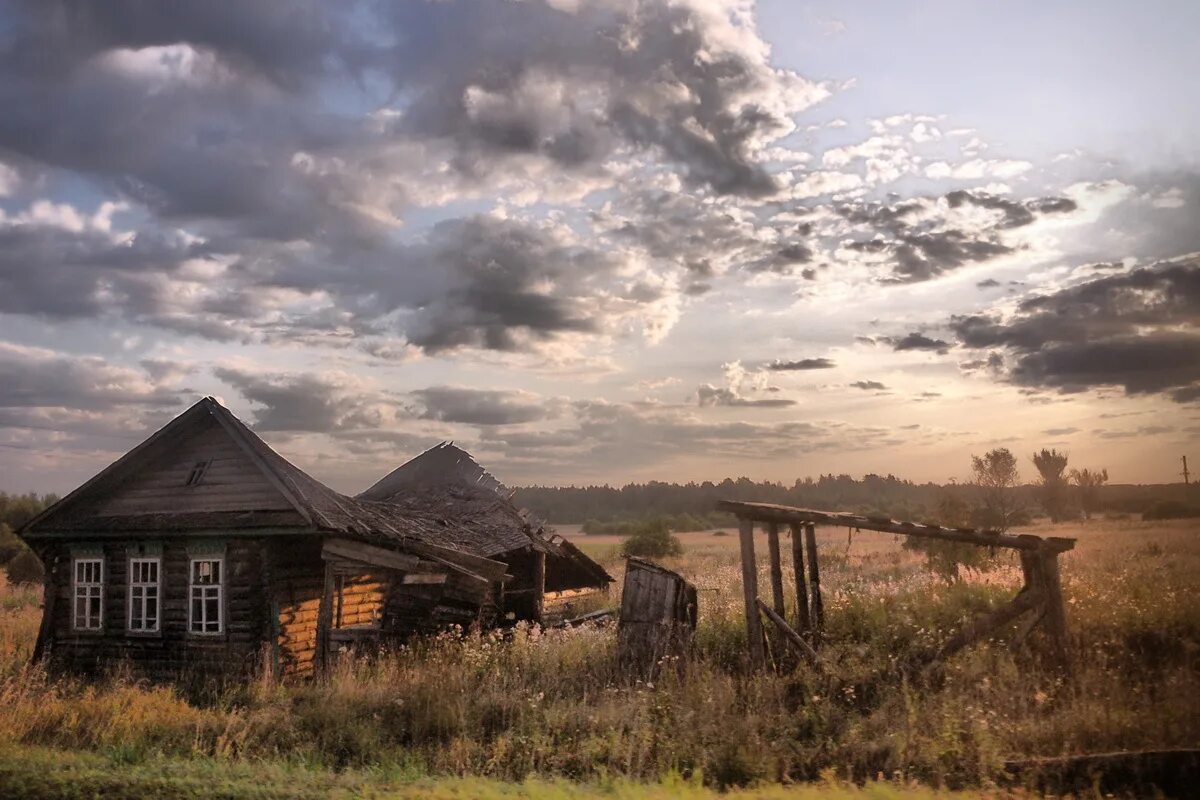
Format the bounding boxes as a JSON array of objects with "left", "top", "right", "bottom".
[
  {"left": 126, "top": 556, "right": 162, "bottom": 634},
  {"left": 188, "top": 555, "right": 225, "bottom": 636},
  {"left": 72, "top": 556, "right": 104, "bottom": 632}
]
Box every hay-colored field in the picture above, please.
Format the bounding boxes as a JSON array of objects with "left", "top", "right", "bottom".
[{"left": 0, "top": 517, "right": 1197, "bottom": 797}]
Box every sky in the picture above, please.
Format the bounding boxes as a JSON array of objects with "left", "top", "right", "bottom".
[{"left": 0, "top": 0, "right": 1197, "bottom": 494}]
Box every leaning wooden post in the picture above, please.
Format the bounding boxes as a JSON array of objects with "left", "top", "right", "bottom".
[
  {"left": 789, "top": 523, "right": 811, "bottom": 633},
  {"left": 738, "top": 517, "right": 766, "bottom": 669},
  {"left": 1038, "top": 548, "right": 1071, "bottom": 672},
  {"left": 31, "top": 549, "right": 57, "bottom": 663},
  {"left": 766, "top": 522, "right": 786, "bottom": 617},
  {"left": 315, "top": 560, "right": 336, "bottom": 678},
  {"left": 804, "top": 523, "right": 824, "bottom": 634},
  {"left": 533, "top": 549, "right": 547, "bottom": 624}
]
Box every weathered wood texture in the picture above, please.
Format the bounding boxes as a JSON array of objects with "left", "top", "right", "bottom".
[
  {"left": 617, "top": 558, "right": 698, "bottom": 680},
  {"left": 756, "top": 599, "right": 822, "bottom": 672},
  {"left": 803, "top": 523, "right": 824, "bottom": 634},
  {"left": 788, "top": 523, "right": 810, "bottom": 633},
  {"left": 41, "top": 538, "right": 267, "bottom": 681},
  {"left": 95, "top": 422, "right": 292, "bottom": 517},
  {"left": 765, "top": 523, "right": 785, "bottom": 616},
  {"left": 737, "top": 519, "right": 765, "bottom": 669}
]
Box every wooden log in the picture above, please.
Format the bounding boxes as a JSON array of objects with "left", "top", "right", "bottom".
[
  {"left": 401, "top": 573, "right": 448, "bottom": 585},
  {"left": 32, "top": 553, "right": 57, "bottom": 663},
  {"left": 322, "top": 538, "right": 419, "bottom": 572},
  {"left": 788, "top": 523, "right": 811, "bottom": 634},
  {"left": 756, "top": 598, "right": 823, "bottom": 672},
  {"left": 804, "top": 523, "right": 823, "bottom": 634},
  {"left": 738, "top": 518, "right": 766, "bottom": 669},
  {"left": 766, "top": 522, "right": 786, "bottom": 617},
  {"left": 1038, "top": 550, "right": 1071, "bottom": 672}
]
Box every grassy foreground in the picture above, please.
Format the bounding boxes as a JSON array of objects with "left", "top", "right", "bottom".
[
  {"left": 0, "top": 518, "right": 1197, "bottom": 795},
  {"left": 0, "top": 745, "right": 994, "bottom": 800}
]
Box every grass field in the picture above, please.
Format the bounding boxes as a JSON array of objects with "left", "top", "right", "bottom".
[{"left": 0, "top": 518, "right": 1197, "bottom": 796}]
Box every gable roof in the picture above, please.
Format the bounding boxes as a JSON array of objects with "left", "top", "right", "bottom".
[{"left": 359, "top": 442, "right": 509, "bottom": 501}]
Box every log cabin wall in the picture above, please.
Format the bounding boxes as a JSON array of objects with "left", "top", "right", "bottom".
[{"left": 38, "top": 537, "right": 267, "bottom": 682}]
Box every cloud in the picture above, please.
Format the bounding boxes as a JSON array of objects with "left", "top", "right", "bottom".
[
  {"left": 887, "top": 333, "right": 951, "bottom": 353},
  {"left": 849, "top": 380, "right": 887, "bottom": 390},
  {"left": 696, "top": 384, "right": 796, "bottom": 408},
  {"left": 412, "top": 387, "right": 553, "bottom": 426},
  {"left": 766, "top": 357, "right": 835, "bottom": 371},
  {"left": 950, "top": 256, "right": 1200, "bottom": 401},
  {"left": 214, "top": 367, "right": 397, "bottom": 433},
  {"left": 0, "top": 342, "right": 181, "bottom": 411}
]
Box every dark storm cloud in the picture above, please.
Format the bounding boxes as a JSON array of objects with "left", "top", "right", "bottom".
[
  {"left": 887, "top": 333, "right": 951, "bottom": 353},
  {"left": 411, "top": 387, "right": 553, "bottom": 427},
  {"left": 950, "top": 257, "right": 1200, "bottom": 401},
  {"left": 213, "top": 367, "right": 389, "bottom": 433},
  {"left": 976, "top": 278, "right": 1001, "bottom": 289},
  {"left": 837, "top": 190, "right": 1077, "bottom": 282},
  {"left": 849, "top": 380, "right": 887, "bottom": 390},
  {"left": 766, "top": 358, "right": 835, "bottom": 371}
]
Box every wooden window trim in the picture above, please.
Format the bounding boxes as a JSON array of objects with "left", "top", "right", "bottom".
[
  {"left": 72, "top": 556, "right": 104, "bottom": 632},
  {"left": 127, "top": 556, "right": 161, "bottom": 635},
  {"left": 188, "top": 556, "right": 225, "bottom": 636}
]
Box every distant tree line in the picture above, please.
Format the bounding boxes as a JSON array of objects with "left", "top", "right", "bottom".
[
  {"left": 520, "top": 451, "right": 1194, "bottom": 527},
  {"left": 1, "top": 492, "right": 58, "bottom": 585}
]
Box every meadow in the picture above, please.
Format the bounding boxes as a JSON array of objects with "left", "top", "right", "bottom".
[{"left": 1, "top": 517, "right": 1197, "bottom": 797}]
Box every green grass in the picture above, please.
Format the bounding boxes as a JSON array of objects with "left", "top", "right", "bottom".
[{"left": 0, "top": 745, "right": 984, "bottom": 800}]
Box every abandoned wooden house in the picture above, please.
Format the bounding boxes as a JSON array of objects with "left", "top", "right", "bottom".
[{"left": 18, "top": 397, "right": 610, "bottom": 680}]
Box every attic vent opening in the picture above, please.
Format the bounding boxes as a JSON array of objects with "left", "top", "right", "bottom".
[{"left": 185, "top": 460, "right": 212, "bottom": 487}]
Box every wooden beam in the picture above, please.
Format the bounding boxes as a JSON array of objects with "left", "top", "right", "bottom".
[
  {"left": 804, "top": 523, "right": 823, "bottom": 634},
  {"left": 315, "top": 561, "right": 335, "bottom": 678},
  {"left": 789, "top": 523, "right": 810, "bottom": 633},
  {"left": 31, "top": 551, "right": 56, "bottom": 663},
  {"left": 766, "top": 522, "right": 786, "bottom": 617},
  {"left": 928, "top": 588, "right": 1044, "bottom": 665},
  {"left": 401, "top": 573, "right": 449, "bottom": 585},
  {"left": 399, "top": 539, "right": 510, "bottom": 582},
  {"left": 534, "top": 549, "right": 546, "bottom": 624},
  {"left": 715, "top": 500, "right": 1074, "bottom": 552},
  {"left": 738, "top": 518, "right": 766, "bottom": 669},
  {"left": 321, "top": 537, "right": 420, "bottom": 572},
  {"left": 757, "top": 598, "right": 823, "bottom": 672}
]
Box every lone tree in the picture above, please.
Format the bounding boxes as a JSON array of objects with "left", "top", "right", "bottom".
[
  {"left": 1070, "top": 467, "right": 1109, "bottom": 519},
  {"left": 972, "top": 447, "right": 1021, "bottom": 531},
  {"left": 1032, "top": 448, "right": 1071, "bottom": 521}
]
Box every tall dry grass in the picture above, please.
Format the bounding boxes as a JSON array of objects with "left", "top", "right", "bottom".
[{"left": 0, "top": 519, "right": 1197, "bottom": 789}]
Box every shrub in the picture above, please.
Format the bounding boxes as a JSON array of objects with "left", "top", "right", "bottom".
[
  {"left": 6, "top": 550, "right": 44, "bottom": 585},
  {"left": 1144, "top": 500, "right": 1200, "bottom": 521},
  {"left": 620, "top": 518, "right": 683, "bottom": 558}
]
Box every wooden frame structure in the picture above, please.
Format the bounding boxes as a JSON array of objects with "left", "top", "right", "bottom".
[{"left": 716, "top": 501, "right": 1076, "bottom": 672}]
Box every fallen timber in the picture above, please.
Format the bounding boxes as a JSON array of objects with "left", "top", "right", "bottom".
[{"left": 716, "top": 500, "right": 1076, "bottom": 673}]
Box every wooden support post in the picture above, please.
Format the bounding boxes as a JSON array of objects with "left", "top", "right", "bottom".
[
  {"left": 1038, "top": 550, "right": 1071, "bottom": 672},
  {"left": 804, "top": 523, "right": 824, "bottom": 634},
  {"left": 789, "top": 523, "right": 811, "bottom": 633},
  {"left": 31, "top": 551, "right": 56, "bottom": 663},
  {"left": 316, "top": 561, "right": 335, "bottom": 678},
  {"left": 533, "top": 549, "right": 547, "bottom": 624},
  {"left": 738, "top": 518, "right": 766, "bottom": 669},
  {"left": 766, "top": 522, "right": 786, "bottom": 617}
]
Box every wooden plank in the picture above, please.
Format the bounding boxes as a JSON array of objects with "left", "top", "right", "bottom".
[
  {"left": 789, "top": 523, "right": 811, "bottom": 633},
  {"left": 766, "top": 522, "right": 785, "bottom": 617},
  {"left": 533, "top": 550, "right": 546, "bottom": 623},
  {"left": 321, "top": 538, "right": 420, "bottom": 572},
  {"left": 398, "top": 540, "right": 510, "bottom": 583},
  {"left": 928, "top": 588, "right": 1044, "bottom": 665},
  {"left": 757, "top": 598, "right": 823, "bottom": 672},
  {"left": 738, "top": 518, "right": 765, "bottom": 669},
  {"left": 401, "top": 573, "right": 448, "bottom": 585},
  {"left": 804, "top": 523, "right": 824, "bottom": 634}
]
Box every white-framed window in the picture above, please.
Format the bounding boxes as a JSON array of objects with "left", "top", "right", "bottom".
[
  {"left": 72, "top": 557, "right": 104, "bottom": 631},
  {"left": 127, "top": 557, "right": 160, "bottom": 633},
  {"left": 189, "top": 557, "right": 223, "bottom": 634}
]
